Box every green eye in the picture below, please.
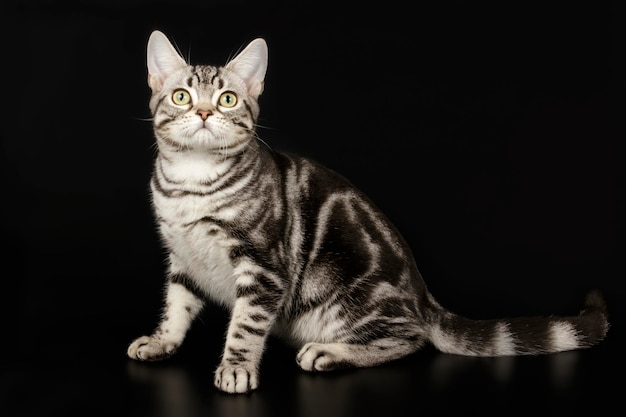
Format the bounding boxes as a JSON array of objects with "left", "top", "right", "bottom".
[
  {"left": 219, "top": 91, "right": 237, "bottom": 108},
  {"left": 172, "top": 89, "right": 191, "bottom": 105}
]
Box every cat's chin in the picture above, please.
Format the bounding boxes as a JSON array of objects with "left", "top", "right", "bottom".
[
  {"left": 186, "top": 128, "right": 223, "bottom": 150},
  {"left": 183, "top": 131, "right": 241, "bottom": 155},
  {"left": 186, "top": 128, "right": 250, "bottom": 155},
  {"left": 192, "top": 127, "right": 214, "bottom": 143}
]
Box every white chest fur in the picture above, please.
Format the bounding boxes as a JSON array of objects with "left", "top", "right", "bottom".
[{"left": 155, "top": 193, "right": 239, "bottom": 308}]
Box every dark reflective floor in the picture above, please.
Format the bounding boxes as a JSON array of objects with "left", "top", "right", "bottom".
[
  {"left": 2, "top": 323, "right": 620, "bottom": 417},
  {"left": 1, "top": 1, "right": 623, "bottom": 416}
]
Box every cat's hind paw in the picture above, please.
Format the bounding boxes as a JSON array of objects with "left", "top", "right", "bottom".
[
  {"left": 296, "top": 342, "right": 348, "bottom": 372},
  {"left": 127, "top": 335, "right": 178, "bottom": 361},
  {"left": 214, "top": 364, "right": 259, "bottom": 394}
]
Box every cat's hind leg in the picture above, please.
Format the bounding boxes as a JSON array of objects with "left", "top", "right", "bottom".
[
  {"left": 128, "top": 280, "right": 204, "bottom": 361},
  {"left": 296, "top": 337, "right": 425, "bottom": 372}
]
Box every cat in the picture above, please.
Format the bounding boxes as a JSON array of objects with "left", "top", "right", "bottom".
[{"left": 127, "top": 30, "right": 610, "bottom": 394}]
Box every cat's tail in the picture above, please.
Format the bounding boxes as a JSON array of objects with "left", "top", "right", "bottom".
[{"left": 427, "top": 290, "right": 609, "bottom": 356}]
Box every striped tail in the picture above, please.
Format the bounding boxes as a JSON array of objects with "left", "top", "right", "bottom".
[{"left": 428, "top": 290, "right": 609, "bottom": 356}]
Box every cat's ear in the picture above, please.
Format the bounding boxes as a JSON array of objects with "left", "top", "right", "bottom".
[
  {"left": 146, "top": 30, "right": 187, "bottom": 92},
  {"left": 226, "top": 38, "right": 268, "bottom": 98}
]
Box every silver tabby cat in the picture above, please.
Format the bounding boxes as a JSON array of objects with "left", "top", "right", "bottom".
[{"left": 127, "top": 30, "right": 609, "bottom": 394}]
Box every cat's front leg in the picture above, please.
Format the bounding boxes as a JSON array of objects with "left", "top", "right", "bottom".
[
  {"left": 214, "top": 297, "right": 270, "bottom": 394},
  {"left": 214, "top": 262, "right": 284, "bottom": 394},
  {"left": 128, "top": 278, "right": 204, "bottom": 361}
]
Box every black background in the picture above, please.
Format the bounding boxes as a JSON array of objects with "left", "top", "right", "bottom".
[{"left": 1, "top": 1, "right": 624, "bottom": 416}]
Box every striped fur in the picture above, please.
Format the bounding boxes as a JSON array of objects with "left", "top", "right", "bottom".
[{"left": 127, "top": 31, "right": 610, "bottom": 394}]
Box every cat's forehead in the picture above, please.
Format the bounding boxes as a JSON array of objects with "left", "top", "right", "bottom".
[
  {"left": 185, "top": 65, "right": 219, "bottom": 86},
  {"left": 177, "top": 64, "right": 243, "bottom": 92}
]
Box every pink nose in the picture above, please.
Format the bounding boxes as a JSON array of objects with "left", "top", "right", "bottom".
[{"left": 197, "top": 110, "right": 213, "bottom": 121}]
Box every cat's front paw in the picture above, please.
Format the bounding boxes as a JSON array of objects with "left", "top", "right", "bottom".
[
  {"left": 127, "top": 335, "right": 179, "bottom": 361},
  {"left": 214, "top": 364, "right": 259, "bottom": 394},
  {"left": 296, "top": 342, "right": 346, "bottom": 372}
]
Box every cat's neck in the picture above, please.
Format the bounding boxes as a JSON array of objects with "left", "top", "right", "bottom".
[
  {"left": 156, "top": 150, "right": 229, "bottom": 184},
  {"left": 156, "top": 143, "right": 261, "bottom": 185}
]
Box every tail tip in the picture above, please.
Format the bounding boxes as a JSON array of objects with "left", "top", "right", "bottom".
[
  {"left": 579, "top": 289, "right": 610, "bottom": 343},
  {"left": 582, "top": 289, "right": 608, "bottom": 316}
]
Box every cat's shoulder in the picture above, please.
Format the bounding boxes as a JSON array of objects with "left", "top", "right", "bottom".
[
  {"left": 267, "top": 149, "right": 360, "bottom": 192},
  {"left": 271, "top": 149, "right": 331, "bottom": 173}
]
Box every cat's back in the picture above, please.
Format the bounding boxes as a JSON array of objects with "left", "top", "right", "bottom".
[
  {"left": 268, "top": 149, "right": 409, "bottom": 253},
  {"left": 270, "top": 150, "right": 370, "bottom": 204}
]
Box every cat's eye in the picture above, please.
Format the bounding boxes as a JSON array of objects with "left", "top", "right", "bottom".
[
  {"left": 219, "top": 91, "right": 237, "bottom": 108},
  {"left": 172, "top": 89, "right": 191, "bottom": 105}
]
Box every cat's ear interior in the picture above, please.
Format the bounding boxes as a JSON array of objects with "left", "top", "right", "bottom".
[
  {"left": 225, "top": 38, "right": 268, "bottom": 98},
  {"left": 147, "top": 30, "right": 187, "bottom": 92}
]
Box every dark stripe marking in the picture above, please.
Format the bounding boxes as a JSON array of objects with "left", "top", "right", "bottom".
[{"left": 238, "top": 323, "right": 265, "bottom": 337}]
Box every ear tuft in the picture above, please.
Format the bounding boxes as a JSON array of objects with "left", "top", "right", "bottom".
[
  {"left": 225, "top": 38, "right": 268, "bottom": 98},
  {"left": 146, "top": 30, "right": 187, "bottom": 91}
]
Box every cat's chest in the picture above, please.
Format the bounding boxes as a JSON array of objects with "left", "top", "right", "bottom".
[{"left": 156, "top": 197, "right": 240, "bottom": 306}]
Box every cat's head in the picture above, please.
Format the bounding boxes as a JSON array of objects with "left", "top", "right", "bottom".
[{"left": 146, "top": 30, "right": 268, "bottom": 155}]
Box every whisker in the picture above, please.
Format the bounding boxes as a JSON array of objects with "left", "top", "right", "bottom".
[
  {"left": 245, "top": 124, "right": 273, "bottom": 152},
  {"left": 218, "top": 133, "right": 228, "bottom": 163},
  {"left": 254, "top": 121, "right": 277, "bottom": 131},
  {"left": 147, "top": 140, "right": 159, "bottom": 154},
  {"left": 253, "top": 132, "right": 273, "bottom": 152}
]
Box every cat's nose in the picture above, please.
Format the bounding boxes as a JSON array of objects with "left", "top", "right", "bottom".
[{"left": 196, "top": 109, "right": 213, "bottom": 121}]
